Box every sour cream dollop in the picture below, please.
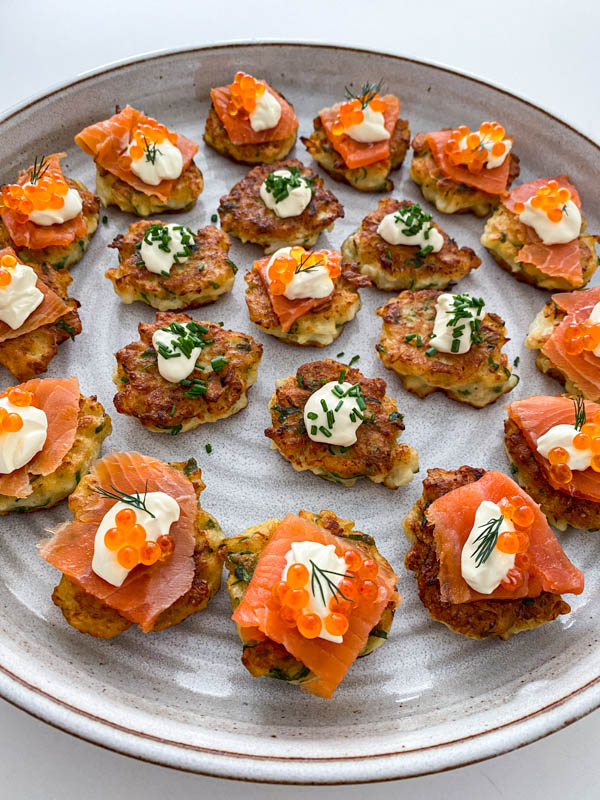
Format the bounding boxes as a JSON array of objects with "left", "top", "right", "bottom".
[
  {"left": 127, "top": 138, "right": 183, "bottom": 186},
  {"left": 303, "top": 381, "right": 365, "bottom": 447},
  {"left": 267, "top": 247, "right": 334, "bottom": 301},
  {"left": 518, "top": 198, "right": 581, "bottom": 245},
  {"left": 25, "top": 183, "right": 83, "bottom": 226},
  {"left": 259, "top": 169, "right": 312, "bottom": 218},
  {"left": 377, "top": 211, "right": 444, "bottom": 251},
  {"left": 92, "top": 492, "right": 180, "bottom": 586},
  {"left": 461, "top": 500, "right": 515, "bottom": 594},
  {"left": 536, "top": 424, "right": 592, "bottom": 471},
  {"left": 0, "top": 395, "right": 47, "bottom": 474},
  {"left": 0, "top": 261, "right": 43, "bottom": 330},
  {"left": 431, "top": 293, "right": 484, "bottom": 355},
  {"left": 345, "top": 104, "right": 390, "bottom": 143},
  {"left": 152, "top": 324, "right": 204, "bottom": 383},
  {"left": 249, "top": 90, "right": 282, "bottom": 132},
  {"left": 140, "top": 224, "right": 196, "bottom": 275}
]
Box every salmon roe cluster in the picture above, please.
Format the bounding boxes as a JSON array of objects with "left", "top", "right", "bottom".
[
  {"left": 104, "top": 507, "right": 175, "bottom": 570},
  {"left": 513, "top": 180, "right": 571, "bottom": 223},
  {"left": 2, "top": 163, "right": 69, "bottom": 223},
  {"left": 117, "top": 117, "right": 178, "bottom": 170},
  {"left": 547, "top": 409, "right": 600, "bottom": 485},
  {"left": 331, "top": 94, "right": 387, "bottom": 136},
  {"left": 0, "top": 387, "right": 33, "bottom": 434},
  {"left": 267, "top": 247, "right": 341, "bottom": 296},
  {"left": 443, "top": 122, "right": 507, "bottom": 173},
  {"left": 563, "top": 319, "right": 600, "bottom": 355},
  {"left": 496, "top": 495, "right": 535, "bottom": 592},
  {"left": 270, "top": 549, "right": 380, "bottom": 640},
  {"left": 227, "top": 72, "right": 266, "bottom": 117},
  {"left": 0, "top": 253, "right": 17, "bottom": 290}
]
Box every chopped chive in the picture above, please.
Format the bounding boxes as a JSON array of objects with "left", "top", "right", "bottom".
[
  {"left": 348, "top": 354, "right": 360, "bottom": 367},
  {"left": 405, "top": 333, "right": 416, "bottom": 343},
  {"left": 425, "top": 347, "right": 437, "bottom": 357},
  {"left": 338, "top": 369, "right": 347, "bottom": 383},
  {"left": 336, "top": 351, "right": 344, "bottom": 358},
  {"left": 307, "top": 411, "right": 318, "bottom": 420},
  {"left": 311, "top": 425, "right": 317, "bottom": 435},
  {"left": 102, "top": 215, "right": 108, "bottom": 225},
  {"left": 210, "top": 356, "right": 228, "bottom": 371},
  {"left": 297, "top": 374, "right": 303, "bottom": 387},
  {"left": 319, "top": 426, "right": 332, "bottom": 438},
  {"left": 211, "top": 213, "right": 218, "bottom": 223},
  {"left": 205, "top": 443, "right": 212, "bottom": 454}
]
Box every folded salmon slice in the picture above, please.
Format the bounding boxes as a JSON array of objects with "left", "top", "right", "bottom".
[
  {"left": 38, "top": 451, "right": 197, "bottom": 632},
  {"left": 426, "top": 130, "right": 512, "bottom": 194},
  {"left": 426, "top": 470, "right": 584, "bottom": 605},
  {"left": 75, "top": 105, "right": 198, "bottom": 202},
  {"left": 0, "top": 376, "right": 80, "bottom": 499},
  {"left": 508, "top": 395, "right": 600, "bottom": 501},
  {"left": 232, "top": 513, "right": 398, "bottom": 698},
  {"left": 211, "top": 83, "right": 297, "bottom": 145}
]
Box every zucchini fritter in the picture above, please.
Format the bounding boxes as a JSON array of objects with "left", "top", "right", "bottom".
[
  {"left": 265, "top": 359, "right": 418, "bottom": 488},
  {"left": 525, "top": 297, "right": 585, "bottom": 394},
  {"left": 218, "top": 158, "right": 344, "bottom": 254},
  {"left": 403, "top": 466, "right": 571, "bottom": 639},
  {"left": 376, "top": 290, "right": 518, "bottom": 407},
  {"left": 203, "top": 104, "right": 296, "bottom": 165},
  {"left": 341, "top": 198, "right": 481, "bottom": 290},
  {"left": 113, "top": 312, "right": 262, "bottom": 433}
]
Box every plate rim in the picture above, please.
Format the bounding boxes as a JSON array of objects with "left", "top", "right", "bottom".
[{"left": 1, "top": 40, "right": 599, "bottom": 784}]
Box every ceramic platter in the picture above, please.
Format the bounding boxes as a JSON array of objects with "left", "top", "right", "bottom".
[{"left": 0, "top": 43, "right": 599, "bottom": 784}]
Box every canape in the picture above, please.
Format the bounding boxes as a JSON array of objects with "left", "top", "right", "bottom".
[
  {"left": 302, "top": 81, "right": 410, "bottom": 192},
  {"left": 220, "top": 509, "right": 400, "bottom": 697},
  {"left": 404, "top": 467, "right": 583, "bottom": 639},
  {"left": 75, "top": 105, "right": 203, "bottom": 215},
  {"left": 113, "top": 312, "right": 262, "bottom": 434},
  {"left": 39, "top": 451, "right": 223, "bottom": 638},
  {"left": 376, "top": 290, "right": 518, "bottom": 407},
  {"left": 341, "top": 198, "right": 481, "bottom": 290},
  {"left": 410, "top": 121, "right": 520, "bottom": 216},
  {"left": 204, "top": 71, "right": 298, "bottom": 164},
  {"left": 0, "top": 153, "right": 99, "bottom": 269},
  {"left": 481, "top": 176, "right": 599, "bottom": 290}
]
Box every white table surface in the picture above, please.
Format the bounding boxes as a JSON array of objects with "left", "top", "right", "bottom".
[{"left": 2, "top": 0, "right": 599, "bottom": 796}]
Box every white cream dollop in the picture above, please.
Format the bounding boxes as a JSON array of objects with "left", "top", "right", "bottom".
[
  {"left": 303, "top": 381, "right": 364, "bottom": 447},
  {"left": 0, "top": 395, "right": 47, "bottom": 474},
  {"left": 377, "top": 212, "right": 444, "bottom": 251},
  {"left": 140, "top": 224, "right": 195, "bottom": 275},
  {"left": 345, "top": 104, "right": 390, "bottom": 143},
  {"left": 461, "top": 500, "right": 515, "bottom": 594},
  {"left": 518, "top": 198, "right": 581, "bottom": 245},
  {"left": 267, "top": 247, "right": 334, "bottom": 301},
  {"left": 259, "top": 169, "right": 312, "bottom": 218},
  {"left": 0, "top": 261, "right": 43, "bottom": 330},
  {"left": 431, "top": 293, "right": 484, "bottom": 355},
  {"left": 92, "top": 492, "right": 180, "bottom": 587},
  {"left": 249, "top": 90, "right": 282, "bottom": 132},
  {"left": 456, "top": 133, "right": 512, "bottom": 169},
  {"left": 152, "top": 325, "right": 203, "bottom": 383},
  {"left": 283, "top": 540, "right": 347, "bottom": 643},
  {"left": 589, "top": 302, "right": 600, "bottom": 357},
  {"left": 127, "top": 138, "right": 183, "bottom": 186},
  {"left": 536, "top": 424, "right": 592, "bottom": 471},
  {"left": 25, "top": 184, "right": 82, "bottom": 226}
]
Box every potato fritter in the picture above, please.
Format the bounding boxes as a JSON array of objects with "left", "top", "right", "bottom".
[
  {"left": 265, "top": 359, "right": 418, "bottom": 488},
  {"left": 219, "top": 509, "right": 399, "bottom": 684},
  {"left": 244, "top": 263, "right": 370, "bottom": 347},
  {"left": 0, "top": 393, "right": 111, "bottom": 515},
  {"left": 301, "top": 115, "right": 410, "bottom": 192},
  {"left": 341, "top": 198, "right": 481, "bottom": 290},
  {"left": 0, "top": 260, "right": 82, "bottom": 381},
  {"left": 113, "top": 312, "right": 262, "bottom": 433},
  {"left": 376, "top": 289, "right": 518, "bottom": 407},
  {"left": 95, "top": 161, "right": 203, "bottom": 216},
  {"left": 0, "top": 178, "right": 99, "bottom": 270},
  {"left": 403, "top": 466, "right": 571, "bottom": 639},
  {"left": 106, "top": 221, "right": 235, "bottom": 310},
  {"left": 410, "top": 132, "right": 520, "bottom": 217},
  {"left": 481, "top": 204, "right": 598, "bottom": 290},
  {"left": 51, "top": 458, "right": 224, "bottom": 638},
  {"left": 218, "top": 158, "right": 344, "bottom": 254},
  {"left": 203, "top": 104, "right": 297, "bottom": 164}
]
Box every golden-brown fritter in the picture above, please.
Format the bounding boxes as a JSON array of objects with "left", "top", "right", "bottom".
[
  {"left": 301, "top": 114, "right": 410, "bottom": 192},
  {"left": 203, "top": 104, "right": 297, "bottom": 165},
  {"left": 410, "top": 132, "right": 520, "bottom": 216},
  {"left": 113, "top": 312, "right": 262, "bottom": 433},
  {"left": 265, "top": 359, "right": 419, "bottom": 488},
  {"left": 0, "top": 178, "right": 99, "bottom": 270},
  {"left": 0, "top": 393, "right": 111, "bottom": 515},
  {"left": 244, "top": 262, "right": 370, "bottom": 347},
  {"left": 403, "top": 466, "right": 571, "bottom": 640},
  {"left": 376, "top": 289, "right": 518, "bottom": 407},
  {"left": 481, "top": 204, "right": 598, "bottom": 290},
  {"left": 106, "top": 221, "right": 235, "bottom": 310},
  {"left": 341, "top": 198, "right": 481, "bottom": 290},
  {"left": 220, "top": 509, "right": 399, "bottom": 685},
  {"left": 0, "top": 261, "right": 82, "bottom": 381},
  {"left": 95, "top": 161, "right": 204, "bottom": 216},
  {"left": 51, "top": 458, "right": 224, "bottom": 638},
  {"left": 218, "top": 158, "right": 344, "bottom": 254}
]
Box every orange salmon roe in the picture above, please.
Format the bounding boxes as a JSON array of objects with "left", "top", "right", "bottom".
[
  {"left": 548, "top": 446, "right": 569, "bottom": 465},
  {"left": 117, "top": 546, "right": 139, "bottom": 570},
  {"left": 443, "top": 121, "right": 507, "bottom": 174},
  {"left": 564, "top": 319, "right": 600, "bottom": 353},
  {"left": 2, "top": 413, "right": 23, "bottom": 433},
  {"left": 105, "top": 505, "right": 175, "bottom": 571},
  {"left": 297, "top": 612, "right": 322, "bottom": 639},
  {"left": 591, "top": 455, "right": 600, "bottom": 473},
  {"left": 139, "top": 540, "right": 161, "bottom": 566},
  {"left": 286, "top": 562, "right": 309, "bottom": 589},
  {"left": 227, "top": 72, "right": 266, "bottom": 117},
  {"left": 324, "top": 612, "right": 349, "bottom": 637},
  {"left": 512, "top": 504, "right": 535, "bottom": 528},
  {"left": 7, "top": 387, "right": 32, "bottom": 407},
  {"left": 331, "top": 91, "right": 388, "bottom": 137},
  {"left": 500, "top": 567, "right": 525, "bottom": 592},
  {"left": 550, "top": 463, "right": 573, "bottom": 484},
  {"left": 284, "top": 588, "right": 310, "bottom": 610},
  {"left": 344, "top": 549, "right": 362, "bottom": 572},
  {"left": 496, "top": 531, "right": 520, "bottom": 555},
  {"left": 157, "top": 533, "right": 175, "bottom": 557},
  {"left": 514, "top": 180, "right": 573, "bottom": 223},
  {"left": 115, "top": 507, "right": 136, "bottom": 529},
  {"left": 271, "top": 580, "right": 289, "bottom": 604},
  {"left": 104, "top": 527, "right": 125, "bottom": 551},
  {"left": 359, "top": 580, "right": 379, "bottom": 602},
  {"left": 2, "top": 158, "right": 71, "bottom": 222},
  {"left": 267, "top": 246, "right": 341, "bottom": 295},
  {"left": 0, "top": 254, "right": 17, "bottom": 290}
]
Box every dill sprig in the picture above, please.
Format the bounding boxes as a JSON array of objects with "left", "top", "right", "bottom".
[
  {"left": 573, "top": 394, "right": 586, "bottom": 431},
  {"left": 294, "top": 253, "right": 324, "bottom": 274},
  {"left": 30, "top": 155, "right": 49, "bottom": 185},
  {"left": 344, "top": 79, "right": 384, "bottom": 109},
  {"left": 92, "top": 481, "right": 156, "bottom": 518},
  {"left": 264, "top": 166, "right": 313, "bottom": 204},
  {"left": 472, "top": 515, "right": 503, "bottom": 568},
  {"left": 143, "top": 135, "right": 163, "bottom": 165},
  {"left": 310, "top": 560, "right": 354, "bottom": 605}
]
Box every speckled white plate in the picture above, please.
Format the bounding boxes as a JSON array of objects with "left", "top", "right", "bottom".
[{"left": 0, "top": 43, "right": 599, "bottom": 784}]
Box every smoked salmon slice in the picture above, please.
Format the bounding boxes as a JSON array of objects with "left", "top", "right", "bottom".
[
  {"left": 38, "top": 451, "right": 197, "bottom": 632},
  {"left": 0, "top": 154, "right": 88, "bottom": 250},
  {"left": 426, "top": 130, "right": 512, "bottom": 194},
  {"left": 320, "top": 95, "right": 400, "bottom": 169},
  {"left": 507, "top": 395, "right": 600, "bottom": 501},
  {"left": 0, "top": 376, "right": 80, "bottom": 499},
  {"left": 540, "top": 288, "right": 600, "bottom": 401},
  {"left": 232, "top": 513, "right": 398, "bottom": 698},
  {"left": 211, "top": 83, "right": 297, "bottom": 145},
  {"left": 426, "top": 470, "right": 584, "bottom": 605},
  {"left": 74, "top": 105, "right": 198, "bottom": 202}
]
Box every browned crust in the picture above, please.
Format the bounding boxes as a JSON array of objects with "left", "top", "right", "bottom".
[
  {"left": 203, "top": 104, "right": 297, "bottom": 165},
  {"left": 403, "top": 466, "right": 571, "bottom": 639}
]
